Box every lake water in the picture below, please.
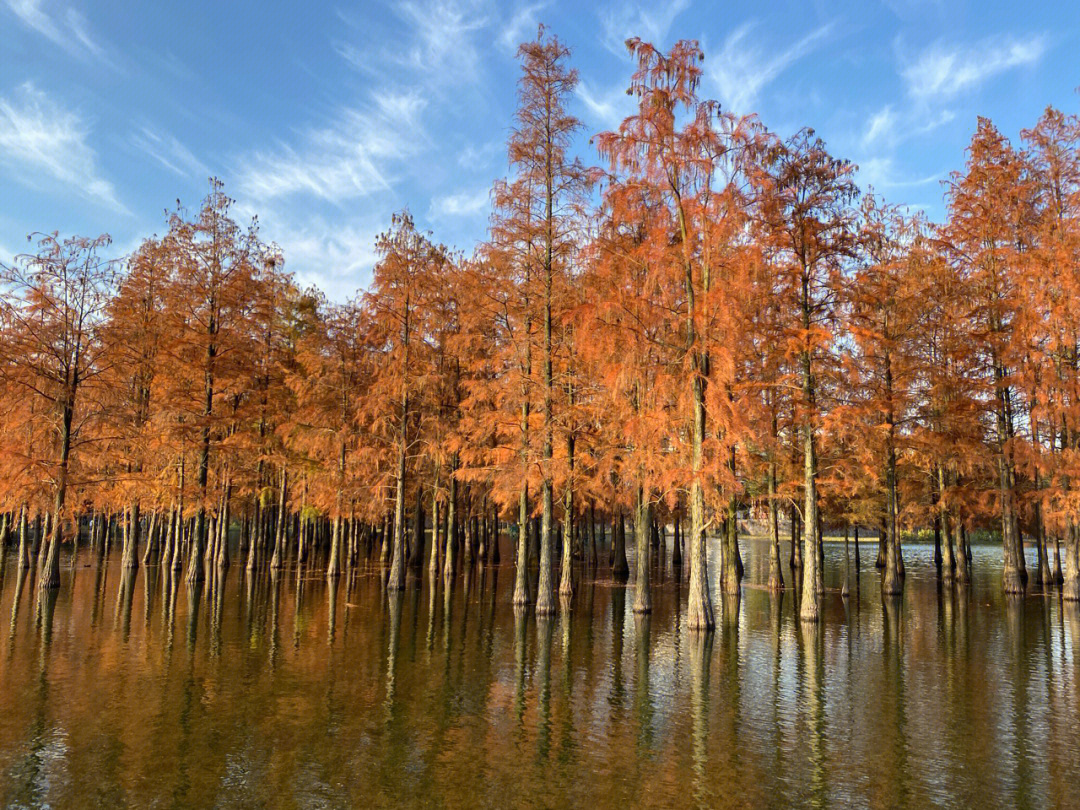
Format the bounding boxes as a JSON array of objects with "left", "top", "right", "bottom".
[{"left": 0, "top": 537, "right": 1077, "bottom": 809}]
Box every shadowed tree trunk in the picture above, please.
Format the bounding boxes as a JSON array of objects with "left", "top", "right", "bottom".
[
  {"left": 633, "top": 486, "right": 652, "bottom": 614},
  {"left": 612, "top": 511, "right": 629, "bottom": 582}
]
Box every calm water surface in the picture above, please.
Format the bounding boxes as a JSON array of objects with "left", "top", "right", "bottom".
[{"left": 0, "top": 538, "right": 1077, "bottom": 809}]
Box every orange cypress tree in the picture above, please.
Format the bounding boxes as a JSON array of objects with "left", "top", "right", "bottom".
[
  {"left": 595, "top": 39, "right": 751, "bottom": 627},
  {"left": 941, "top": 119, "right": 1038, "bottom": 594},
  {"left": 486, "top": 28, "right": 589, "bottom": 613},
  {"left": 0, "top": 232, "right": 117, "bottom": 589},
  {"left": 752, "top": 128, "right": 858, "bottom": 620}
]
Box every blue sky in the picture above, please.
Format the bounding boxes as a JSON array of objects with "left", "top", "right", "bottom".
[{"left": 1, "top": 0, "right": 1078, "bottom": 299}]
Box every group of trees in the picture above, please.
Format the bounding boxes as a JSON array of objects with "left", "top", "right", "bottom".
[{"left": 3, "top": 30, "right": 1080, "bottom": 628}]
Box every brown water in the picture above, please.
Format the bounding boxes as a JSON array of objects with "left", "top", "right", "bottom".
[{"left": 0, "top": 538, "right": 1078, "bottom": 809}]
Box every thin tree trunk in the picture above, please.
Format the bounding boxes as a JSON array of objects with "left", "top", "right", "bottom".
[
  {"left": 633, "top": 486, "right": 651, "bottom": 614},
  {"left": 768, "top": 463, "right": 783, "bottom": 592}
]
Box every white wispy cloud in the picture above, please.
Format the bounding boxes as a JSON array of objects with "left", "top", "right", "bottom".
[
  {"left": 393, "top": 0, "right": 489, "bottom": 76},
  {"left": 598, "top": 0, "right": 689, "bottom": 57},
  {"left": 497, "top": 1, "right": 549, "bottom": 54},
  {"left": 269, "top": 216, "right": 382, "bottom": 300},
  {"left": 708, "top": 21, "right": 836, "bottom": 115},
  {"left": 430, "top": 187, "right": 490, "bottom": 218},
  {"left": 131, "top": 126, "right": 209, "bottom": 179},
  {"left": 857, "top": 156, "right": 939, "bottom": 192},
  {"left": 235, "top": 90, "right": 427, "bottom": 204},
  {"left": 861, "top": 104, "right": 955, "bottom": 149},
  {"left": 577, "top": 79, "right": 633, "bottom": 130},
  {"left": 0, "top": 82, "right": 127, "bottom": 213},
  {"left": 457, "top": 140, "right": 501, "bottom": 170},
  {"left": 6, "top": 0, "right": 109, "bottom": 62},
  {"left": 901, "top": 34, "right": 1046, "bottom": 101}
]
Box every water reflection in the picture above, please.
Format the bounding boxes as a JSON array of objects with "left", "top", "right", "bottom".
[{"left": 0, "top": 540, "right": 1078, "bottom": 808}]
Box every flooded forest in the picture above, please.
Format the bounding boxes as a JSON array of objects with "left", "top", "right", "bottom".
[{"left": 2, "top": 29, "right": 1080, "bottom": 810}]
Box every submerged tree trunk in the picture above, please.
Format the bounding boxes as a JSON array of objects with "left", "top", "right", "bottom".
[
  {"left": 799, "top": 345, "right": 822, "bottom": 622},
  {"left": 768, "top": 463, "right": 783, "bottom": 592},
  {"left": 536, "top": 480, "right": 556, "bottom": 615},
  {"left": 720, "top": 444, "right": 742, "bottom": 595},
  {"left": 633, "top": 486, "right": 651, "bottom": 614},
  {"left": 1063, "top": 523, "right": 1079, "bottom": 601},
  {"left": 938, "top": 466, "right": 955, "bottom": 581},
  {"left": 270, "top": 468, "right": 288, "bottom": 570},
  {"left": 882, "top": 435, "right": 903, "bottom": 595},
  {"left": 409, "top": 485, "right": 425, "bottom": 569},
  {"left": 994, "top": 364, "right": 1027, "bottom": 594},
  {"left": 42, "top": 395, "right": 77, "bottom": 590},
  {"left": 16, "top": 505, "right": 29, "bottom": 571},
  {"left": 122, "top": 503, "right": 141, "bottom": 569},
  {"left": 559, "top": 437, "right": 575, "bottom": 597},
  {"left": 686, "top": 370, "right": 714, "bottom": 630},
  {"left": 444, "top": 470, "right": 459, "bottom": 589},
  {"left": 387, "top": 435, "right": 408, "bottom": 591},
  {"left": 612, "top": 511, "right": 629, "bottom": 582}
]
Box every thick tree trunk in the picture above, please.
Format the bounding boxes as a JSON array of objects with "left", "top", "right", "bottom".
[
  {"left": 687, "top": 372, "right": 714, "bottom": 630},
  {"left": 327, "top": 513, "right": 342, "bottom": 578},
  {"left": 559, "top": 476, "right": 574, "bottom": 597},
  {"left": 799, "top": 377, "right": 822, "bottom": 622},
  {"left": 998, "top": 455, "right": 1027, "bottom": 594},
  {"left": 122, "top": 503, "right": 141, "bottom": 570},
  {"left": 536, "top": 481, "right": 556, "bottom": 614}
]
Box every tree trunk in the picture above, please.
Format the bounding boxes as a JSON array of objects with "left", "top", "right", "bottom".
[
  {"left": 995, "top": 367, "right": 1027, "bottom": 594},
  {"left": 633, "top": 486, "right": 651, "bottom": 614},
  {"left": 42, "top": 397, "right": 76, "bottom": 590},
  {"left": 270, "top": 468, "right": 288, "bottom": 570},
  {"left": 387, "top": 436, "right": 408, "bottom": 591},
  {"left": 16, "top": 504, "right": 29, "bottom": 571},
  {"left": 768, "top": 463, "right": 783, "bottom": 592},
  {"left": 1063, "top": 523, "right": 1079, "bottom": 601},
  {"left": 799, "top": 358, "right": 822, "bottom": 621},
  {"left": 938, "top": 466, "right": 955, "bottom": 581},
  {"left": 687, "top": 375, "right": 714, "bottom": 630},
  {"left": 559, "top": 477, "right": 574, "bottom": 597},
  {"left": 612, "top": 511, "right": 629, "bottom": 582},
  {"left": 409, "top": 485, "right": 425, "bottom": 569},
  {"left": 536, "top": 480, "right": 556, "bottom": 614},
  {"left": 882, "top": 437, "right": 903, "bottom": 596},
  {"left": 445, "top": 471, "right": 459, "bottom": 589}
]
